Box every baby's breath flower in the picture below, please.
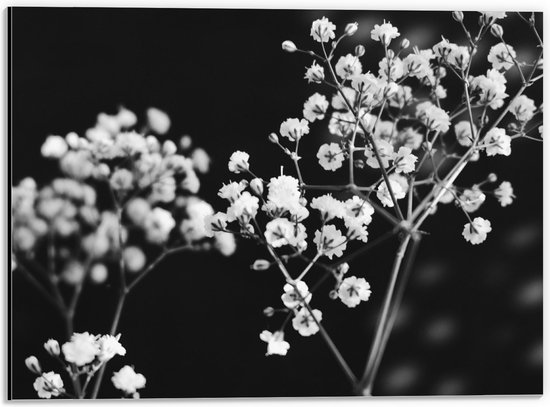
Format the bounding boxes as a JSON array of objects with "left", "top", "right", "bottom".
[
  {"left": 44, "top": 339, "right": 60, "bottom": 357},
  {"left": 471, "top": 69, "right": 508, "bottom": 110},
  {"left": 41, "top": 135, "right": 68, "bottom": 158},
  {"left": 403, "top": 53, "right": 432, "bottom": 79},
  {"left": 292, "top": 308, "right": 323, "bottom": 336},
  {"left": 227, "top": 191, "right": 259, "bottom": 223},
  {"left": 214, "top": 232, "right": 237, "bottom": 256},
  {"left": 335, "top": 54, "right": 363, "bottom": 80},
  {"left": 310, "top": 17, "right": 336, "bottom": 43},
  {"left": 317, "top": 143, "right": 344, "bottom": 171},
  {"left": 265, "top": 175, "right": 301, "bottom": 214},
  {"left": 303, "top": 93, "right": 329, "bottom": 122},
  {"left": 494, "top": 181, "right": 515, "bottom": 207},
  {"left": 90, "top": 263, "right": 109, "bottom": 284},
  {"left": 125, "top": 198, "right": 151, "bottom": 227},
  {"left": 97, "top": 334, "right": 126, "bottom": 362},
  {"left": 146, "top": 107, "right": 171, "bottom": 135},
  {"left": 452, "top": 11, "right": 464, "bottom": 22},
  {"left": 228, "top": 151, "right": 250, "bottom": 174},
  {"left": 378, "top": 57, "right": 405, "bottom": 82},
  {"left": 484, "top": 128, "right": 511, "bottom": 156},
  {"left": 365, "top": 139, "right": 395, "bottom": 169},
  {"left": 204, "top": 212, "right": 229, "bottom": 237},
  {"left": 371, "top": 21, "right": 400, "bottom": 46},
  {"left": 304, "top": 61, "right": 325, "bottom": 83},
  {"left": 462, "top": 217, "right": 492, "bottom": 245},
  {"left": 394, "top": 146, "right": 417, "bottom": 174},
  {"left": 345, "top": 196, "right": 374, "bottom": 225},
  {"left": 33, "top": 372, "right": 64, "bottom": 399},
  {"left": 454, "top": 121, "right": 476, "bottom": 147},
  {"left": 281, "top": 281, "right": 312, "bottom": 309},
  {"left": 143, "top": 207, "right": 176, "bottom": 244},
  {"left": 377, "top": 178, "right": 406, "bottom": 207},
  {"left": 191, "top": 148, "right": 211, "bottom": 174},
  {"left": 314, "top": 224, "right": 347, "bottom": 259},
  {"left": 250, "top": 178, "right": 264, "bottom": 195},
  {"left": 109, "top": 168, "right": 134, "bottom": 191},
  {"left": 123, "top": 246, "right": 146, "bottom": 272},
  {"left": 509, "top": 95, "right": 537, "bottom": 122},
  {"left": 218, "top": 181, "right": 246, "bottom": 202},
  {"left": 488, "top": 42, "right": 516, "bottom": 71},
  {"left": 259, "top": 330, "right": 290, "bottom": 356},
  {"left": 481, "top": 12, "right": 507, "bottom": 23},
  {"left": 280, "top": 118, "right": 310, "bottom": 141},
  {"left": 460, "top": 188, "right": 486, "bottom": 213},
  {"left": 415, "top": 101, "right": 451, "bottom": 133},
  {"left": 264, "top": 218, "right": 294, "bottom": 248},
  {"left": 112, "top": 365, "right": 146, "bottom": 395},
  {"left": 344, "top": 22, "right": 358, "bottom": 36},
  {"left": 62, "top": 332, "right": 100, "bottom": 366},
  {"left": 338, "top": 276, "right": 372, "bottom": 308},
  {"left": 61, "top": 261, "right": 86, "bottom": 285}
]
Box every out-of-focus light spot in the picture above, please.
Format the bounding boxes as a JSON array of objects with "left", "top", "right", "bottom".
[
  {"left": 433, "top": 375, "right": 468, "bottom": 395},
  {"left": 525, "top": 341, "right": 542, "bottom": 368},
  {"left": 379, "top": 362, "right": 421, "bottom": 394},
  {"left": 413, "top": 260, "right": 449, "bottom": 289},
  {"left": 504, "top": 221, "right": 542, "bottom": 253},
  {"left": 392, "top": 303, "right": 413, "bottom": 332},
  {"left": 423, "top": 316, "right": 457, "bottom": 345},
  {"left": 514, "top": 278, "right": 542, "bottom": 309}
]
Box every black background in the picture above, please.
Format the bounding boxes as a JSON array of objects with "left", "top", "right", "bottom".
[{"left": 10, "top": 8, "right": 542, "bottom": 398}]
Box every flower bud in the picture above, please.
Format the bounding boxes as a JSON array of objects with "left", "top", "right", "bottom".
[
  {"left": 25, "top": 356, "right": 41, "bottom": 375},
  {"left": 263, "top": 307, "right": 275, "bottom": 317},
  {"left": 282, "top": 40, "right": 297, "bottom": 53},
  {"left": 329, "top": 290, "right": 338, "bottom": 300},
  {"left": 162, "top": 140, "right": 177, "bottom": 155},
  {"left": 345, "top": 22, "right": 358, "bottom": 36},
  {"left": 268, "top": 133, "right": 279, "bottom": 144},
  {"left": 44, "top": 339, "right": 60, "bottom": 356},
  {"left": 354, "top": 44, "right": 365, "bottom": 57},
  {"left": 490, "top": 24, "right": 504, "bottom": 38},
  {"left": 387, "top": 49, "right": 395, "bottom": 59},
  {"left": 452, "top": 11, "right": 464, "bottom": 22},
  {"left": 179, "top": 135, "right": 192, "bottom": 150},
  {"left": 250, "top": 178, "right": 264, "bottom": 195},
  {"left": 354, "top": 159, "right": 365, "bottom": 168},
  {"left": 487, "top": 173, "right": 498, "bottom": 183},
  {"left": 337, "top": 263, "right": 350, "bottom": 275},
  {"left": 251, "top": 259, "right": 271, "bottom": 271},
  {"left": 400, "top": 38, "right": 410, "bottom": 49}
]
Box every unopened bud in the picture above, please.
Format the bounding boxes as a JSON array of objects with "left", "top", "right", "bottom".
[
  {"left": 329, "top": 290, "right": 338, "bottom": 300},
  {"left": 400, "top": 38, "right": 410, "bottom": 49},
  {"left": 487, "top": 173, "right": 498, "bottom": 183},
  {"left": 250, "top": 178, "right": 264, "bottom": 195},
  {"left": 25, "top": 356, "right": 41, "bottom": 375},
  {"left": 44, "top": 339, "right": 60, "bottom": 357},
  {"left": 490, "top": 24, "right": 504, "bottom": 38},
  {"left": 355, "top": 44, "right": 366, "bottom": 57},
  {"left": 386, "top": 49, "right": 395, "bottom": 59},
  {"left": 263, "top": 307, "right": 275, "bottom": 317},
  {"left": 251, "top": 259, "right": 271, "bottom": 271},
  {"left": 345, "top": 22, "right": 358, "bottom": 36},
  {"left": 452, "top": 11, "right": 464, "bottom": 22},
  {"left": 180, "top": 135, "right": 192, "bottom": 150},
  {"left": 337, "top": 263, "right": 350, "bottom": 275},
  {"left": 268, "top": 133, "right": 279, "bottom": 143},
  {"left": 354, "top": 159, "right": 365, "bottom": 168},
  {"left": 282, "top": 40, "right": 297, "bottom": 53}
]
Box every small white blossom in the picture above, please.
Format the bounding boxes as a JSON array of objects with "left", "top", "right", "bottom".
[
  {"left": 218, "top": 181, "right": 246, "bottom": 202},
  {"left": 109, "top": 168, "right": 134, "bottom": 191},
  {"left": 335, "top": 54, "right": 363, "bottom": 80},
  {"left": 454, "top": 121, "right": 476, "bottom": 147},
  {"left": 314, "top": 224, "right": 347, "bottom": 259},
  {"left": 310, "top": 17, "right": 336, "bottom": 43},
  {"left": 90, "top": 263, "right": 109, "bottom": 284},
  {"left": 488, "top": 42, "right": 517, "bottom": 71},
  {"left": 25, "top": 356, "right": 41, "bottom": 374},
  {"left": 112, "top": 365, "right": 146, "bottom": 395},
  {"left": 97, "top": 334, "right": 126, "bottom": 362},
  {"left": 494, "top": 181, "right": 515, "bottom": 207},
  {"left": 371, "top": 21, "right": 400, "bottom": 46},
  {"left": 345, "top": 196, "right": 374, "bottom": 225},
  {"left": 471, "top": 69, "right": 508, "bottom": 110},
  {"left": 280, "top": 118, "right": 310, "bottom": 141},
  {"left": 303, "top": 93, "right": 329, "bottom": 122},
  {"left": 204, "top": 212, "right": 229, "bottom": 237},
  {"left": 416, "top": 102, "right": 451, "bottom": 133},
  {"left": 394, "top": 146, "right": 417, "bottom": 174},
  {"left": 146, "top": 107, "right": 171, "bottom": 135},
  {"left": 227, "top": 191, "right": 259, "bottom": 223},
  {"left": 365, "top": 139, "right": 395, "bottom": 169},
  {"left": 123, "top": 246, "right": 146, "bottom": 272},
  {"left": 377, "top": 179, "right": 406, "bottom": 207},
  {"left": 228, "top": 151, "right": 250, "bottom": 173},
  {"left": 125, "top": 198, "right": 151, "bottom": 227},
  {"left": 33, "top": 372, "right": 64, "bottom": 399},
  {"left": 311, "top": 194, "right": 346, "bottom": 221},
  {"left": 143, "top": 207, "right": 176, "bottom": 244},
  {"left": 379, "top": 57, "right": 405, "bottom": 82},
  {"left": 292, "top": 308, "right": 322, "bottom": 336},
  {"left": 304, "top": 61, "right": 325, "bottom": 83},
  {"left": 460, "top": 189, "right": 486, "bottom": 213},
  {"left": 62, "top": 332, "right": 100, "bottom": 366},
  {"left": 462, "top": 217, "right": 492, "bottom": 245},
  {"left": 214, "top": 232, "right": 237, "bottom": 256},
  {"left": 338, "top": 276, "right": 372, "bottom": 308},
  {"left": 281, "top": 281, "right": 312, "bottom": 309},
  {"left": 484, "top": 128, "right": 511, "bottom": 156},
  {"left": 41, "top": 135, "right": 68, "bottom": 158},
  {"left": 317, "top": 143, "right": 344, "bottom": 171},
  {"left": 191, "top": 148, "right": 211, "bottom": 173},
  {"left": 509, "top": 95, "right": 537, "bottom": 122},
  {"left": 266, "top": 175, "right": 301, "bottom": 214},
  {"left": 259, "top": 330, "right": 290, "bottom": 356}
]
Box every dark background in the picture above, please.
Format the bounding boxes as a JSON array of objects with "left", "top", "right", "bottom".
[{"left": 10, "top": 8, "right": 542, "bottom": 398}]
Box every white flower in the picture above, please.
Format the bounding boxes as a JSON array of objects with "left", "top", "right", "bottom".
[
  {"left": 311, "top": 194, "right": 346, "bottom": 221},
  {"left": 266, "top": 175, "right": 301, "bottom": 214},
  {"left": 335, "top": 54, "right": 363, "bottom": 80},
  {"left": 218, "top": 181, "right": 246, "bottom": 202},
  {"left": 162, "top": 140, "right": 177, "bottom": 156},
  {"left": 116, "top": 106, "right": 137, "bottom": 128},
  {"left": 281, "top": 40, "right": 297, "bottom": 53},
  {"left": 462, "top": 217, "right": 492, "bottom": 245},
  {"left": 454, "top": 121, "right": 476, "bottom": 147},
  {"left": 214, "top": 232, "right": 236, "bottom": 256},
  {"left": 394, "top": 146, "right": 417, "bottom": 174},
  {"left": 377, "top": 179, "right": 406, "bottom": 207},
  {"left": 460, "top": 188, "right": 486, "bottom": 213},
  {"left": 204, "top": 212, "right": 229, "bottom": 237},
  {"left": 509, "top": 95, "right": 536, "bottom": 122},
  {"left": 416, "top": 102, "right": 450, "bottom": 133},
  {"left": 448, "top": 46, "right": 470, "bottom": 71},
  {"left": 227, "top": 191, "right": 259, "bottom": 223},
  {"left": 191, "top": 148, "right": 211, "bottom": 173},
  {"left": 109, "top": 168, "right": 134, "bottom": 191},
  {"left": 123, "top": 246, "right": 146, "bottom": 272},
  {"left": 488, "top": 42, "right": 516, "bottom": 71},
  {"left": 292, "top": 308, "right": 322, "bottom": 336},
  {"left": 338, "top": 276, "right": 371, "bottom": 308},
  {"left": 33, "top": 372, "right": 64, "bottom": 399},
  {"left": 303, "top": 93, "right": 329, "bottom": 122},
  {"left": 494, "top": 181, "right": 515, "bottom": 207},
  {"left": 331, "top": 87, "right": 357, "bottom": 111},
  {"left": 112, "top": 365, "right": 146, "bottom": 395},
  {"left": 345, "top": 196, "right": 374, "bottom": 225},
  {"left": 180, "top": 198, "right": 215, "bottom": 242},
  {"left": 41, "top": 135, "right": 68, "bottom": 158},
  {"left": 259, "top": 330, "right": 290, "bottom": 356},
  {"left": 403, "top": 53, "right": 432, "bottom": 79},
  {"left": 314, "top": 224, "right": 347, "bottom": 259},
  {"left": 264, "top": 218, "right": 294, "bottom": 248},
  {"left": 281, "top": 281, "right": 312, "bottom": 309},
  {"left": 484, "top": 128, "right": 511, "bottom": 156},
  {"left": 397, "top": 127, "right": 423, "bottom": 150},
  {"left": 365, "top": 139, "right": 395, "bottom": 169},
  {"left": 62, "top": 332, "right": 100, "bottom": 366},
  {"left": 146, "top": 107, "right": 171, "bottom": 135},
  {"left": 317, "top": 143, "right": 344, "bottom": 171},
  {"left": 378, "top": 57, "right": 404, "bottom": 82},
  {"left": 304, "top": 61, "right": 325, "bottom": 83},
  {"left": 44, "top": 339, "right": 60, "bottom": 357},
  {"left": 90, "top": 263, "right": 109, "bottom": 284},
  {"left": 280, "top": 118, "right": 310, "bottom": 141},
  {"left": 471, "top": 69, "right": 508, "bottom": 110},
  {"left": 310, "top": 17, "right": 336, "bottom": 43},
  {"left": 125, "top": 198, "right": 151, "bottom": 227},
  {"left": 344, "top": 217, "right": 369, "bottom": 242},
  {"left": 97, "top": 334, "right": 126, "bottom": 362},
  {"left": 371, "top": 21, "right": 400, "bottom": 46},
  {"left": 115, "top": 131, "right": 148, "bottom": 156},
  {"left": 228, "top": 151, "right": 250, "bottom": 173},
  {"left": 481, "top": 12, "right": 507, "bottom": 22},
  {"left": 143, "top": 207, "right": 176, "bottom": 244}
]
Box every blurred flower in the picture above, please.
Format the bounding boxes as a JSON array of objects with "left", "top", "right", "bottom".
[
  {"left": 371, "top": 21, "right": 400, "bottom": 46},
  {"left": 494, "top": 181, "right": 515, "bottom": 207},
  {"left": 33, "top": 372, "right": 64, "bottom": 399},
  {"left": 303, "top": 93, "right": 329, "bottom": 122},
  {"left": 146, "top": 107, "right": 171, "bottom": 135},
  {"left": 41, "top": 135, "right": 68, "bottom": 158},
  {"left": 25, "top": 356, "right": 41, "bottom": 374},
  {"left": 112, "top": 365, "right": 146, "bottom": 395},
  {"left": 123, "top": 246, "right": 146, "bottom": 273}
]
